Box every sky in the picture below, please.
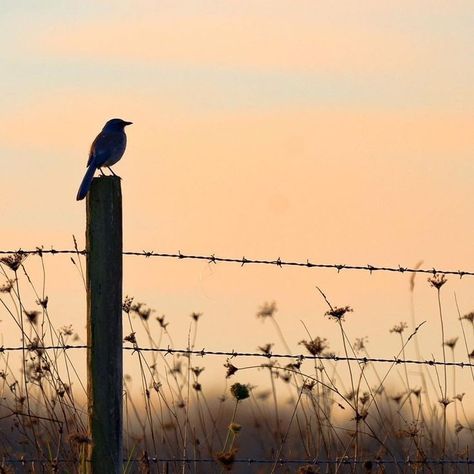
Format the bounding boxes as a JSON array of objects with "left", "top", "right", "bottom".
[{"left": 1, "top": 1, "right": 474, "bottom": 399}]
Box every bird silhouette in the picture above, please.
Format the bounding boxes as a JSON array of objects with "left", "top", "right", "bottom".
[{"left": 76, "top": 118, "right": 132, "bottom": 201}]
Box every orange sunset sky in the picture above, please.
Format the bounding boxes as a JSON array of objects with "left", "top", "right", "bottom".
[{"left": 1, "top": 1, "right": 474, "bottom": 395}]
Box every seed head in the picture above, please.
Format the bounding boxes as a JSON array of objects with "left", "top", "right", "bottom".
[
  {"left": 229, "top": 422, "right": 242, "bottom": 433},
  {"left": 24, "top": 310, "right": 40, "bottom": 325},
  {"left": 27, "top": 337, "right": 44, "bottom": 356},
  {"left": 359, "top": 392, "right": 370, "bottom": 405},
  {"left": 303, "top": 380, "right": 316, "bottom": 392},
  {"left": 230, "top": 382, "right": 250, "bottom": 401},
  {"left": 258, "top": 343, "right": 273, "bottom": 355},
  {"left": 354, "top": 409, "right": 368, "bottom": 422},
  {"left": 192, "top": 367, "right": 205, "bottom": 377},
  {"left": 0, "top": 253, "right": 27, "bottom": 272},
  {"left": 171, "top": 361, "right": 182, "bottom": 374},
  {"left": 36, "top": 296, "right": 48, "bottom": 309},
  {"left": 156, "top": 315, "right": 169, "bottom": 329},
  {"left": 122, "top": 296, "right": 134, "bottom": 314},
  {"left": 60, "top": 325, "right": 74, "bottom": 336},
  {"left": 439, "top": 397, "right": 452, "bottom": 407},
  {"left": 224, "top": 361, "right": 238, "bottom": 378},
  {"left": 280, "top": 372, "right": 291, "bottom": 383},
  {"left": 410, "top": 388, "right": 422, "bottom": 398},
  {"left": 390, "top": 322, "right": 408, "bottom": 334},
  {"left": 325, "top": 306, "right": 353, "bottom": 321},
  {"left": 124, "top": 332, "right": 136, "bottom": 344},
  {"left": 216, "top": 448, "right": 237, "bottom": 470},
  {"left": 391, "top": 393, "right": 403, "bottom": 404},
  {"left": 0, "top": 279, "right": 14, "bottom": 293},
  {"left": 461, "top": 312, "right": 474, "bottom": 324},
  {"left": 428, "top": 273, "right": 447, "bottom": 289},
  {"left": 131, "top": 302, "right": 154, "bottom": 320},
  {"left": 256, "top": 301, "right": 277, "bottom": 319},
  {"left": 286, "top": 359, "right": 302, "bottom": 370},
  {"left": 354, "top": 337, "right": 368, "bottom": 353},
  {"left": 299, "top": 337, "right": 328, "bottom": 356},
  {"left": 443, "top": 337, "right": 458, "bottom": 349}
]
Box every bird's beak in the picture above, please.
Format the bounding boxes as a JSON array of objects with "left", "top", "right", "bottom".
[{"left": 123, "top": 121, "right": 133, "bottom": 126}]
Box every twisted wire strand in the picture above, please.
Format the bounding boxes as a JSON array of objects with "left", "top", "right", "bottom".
[
  {"left": 2, "top": 344, "right": 473, "bottom": 369},
  {"left": 4, "top": 457, "right": 474, "bottom": 465},
  {"left": 0, "top": 248, "right": 472, "bottom": 277}
]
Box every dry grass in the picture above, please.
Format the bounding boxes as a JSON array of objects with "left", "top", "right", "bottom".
[{"left": 0, "top": 254, "right": 473, "bottom": 473}]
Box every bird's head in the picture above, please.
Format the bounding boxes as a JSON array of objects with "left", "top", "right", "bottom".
[{"left": 102, "top": 118, "right": 133, "bottom": 132}]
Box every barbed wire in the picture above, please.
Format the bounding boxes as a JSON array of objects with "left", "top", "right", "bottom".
[
  {"left": 3, "top": 457, "right": 474, "bottom": 466},
  {"left": 2, "top": 344, "right": 473, "bottom": 369},
  {"left": 136, "top": 458, "right": 474, "bottom": 466},
  {"left": 131, "top": 457, "right": 474, "bottom": 466},
  {"left": 0, "top": 247, "right": 473, "bottom": 278}
]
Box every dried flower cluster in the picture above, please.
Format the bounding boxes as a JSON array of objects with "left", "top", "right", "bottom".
[
  {"left": 428, "top": 273, "right": 447, "bottom": 289},
  {"left": 256, "top": 301, "right": 277, "bottom": 319},
  {"left": 0, "top": 253, "right": 27, "bottom": 272},
  {"left": 325, "top": 305, "right": 353, "bottom": 320},
  {"left": 230, "top": 383, "right": 250, "bottom": 401},
  {"left": 390, "top": 322, "right": 408, "bottom": 334},
  {"left": 299, "top": 337, "right": 328, "bottom": 356}
]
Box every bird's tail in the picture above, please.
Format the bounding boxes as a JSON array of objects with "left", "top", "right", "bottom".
[{"left": 76, "top": 165, "right": 97, "bottom": 201}]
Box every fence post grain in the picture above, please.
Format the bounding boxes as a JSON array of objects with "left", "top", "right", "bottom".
[{"left": 86, "top": 176, "right": 123, "bottom": 473}]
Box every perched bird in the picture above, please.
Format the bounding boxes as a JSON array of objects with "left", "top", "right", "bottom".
[{"left": 76, "top": 118, "right": 133, "bottom": 201}]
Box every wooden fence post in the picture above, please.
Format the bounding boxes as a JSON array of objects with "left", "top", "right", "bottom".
[{"left": 86, "top": 176, "right": 123, "bottom": 473}]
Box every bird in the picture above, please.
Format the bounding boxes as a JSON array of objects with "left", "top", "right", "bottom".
[{"left": 76, "top": 118, "right": 133, "bottom": 201}]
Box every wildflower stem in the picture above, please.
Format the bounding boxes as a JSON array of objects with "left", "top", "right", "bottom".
[
  {"left": 271, "top": 383, "right": 304, "bottom": 473},
  {"left": 337, "top": 319, "right": 358, "bottom": 466},
  {"left": 222, "top": 400, "right": 239, "bottom": 453},
  {"left": 435, "top": 288, "right": 448, "bottom": 461},
  {"left": 269, "top": 366, "right": 282, "bottom": 442}
]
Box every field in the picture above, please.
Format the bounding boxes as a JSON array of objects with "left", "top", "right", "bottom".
[{"left": 0, "top": 251, "right": 473, "bottom": 473}]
